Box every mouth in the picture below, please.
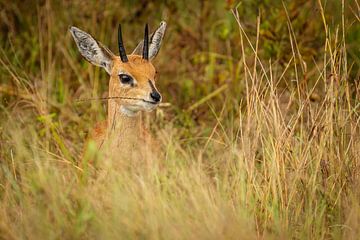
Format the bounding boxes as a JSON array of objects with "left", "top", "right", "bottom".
[
  {"left": 119, "top": 97, "right": 159, "bottom": 115},
  {"left": 141, "top": 99, "right": 158, "bottom": 105},
  {"left": 104, "top": 96, "right": 158, "bottom": 105}
]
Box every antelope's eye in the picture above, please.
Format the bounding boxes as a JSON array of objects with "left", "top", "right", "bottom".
[{"left": 119, "top": 74, "right": 133, "bottom": 84}]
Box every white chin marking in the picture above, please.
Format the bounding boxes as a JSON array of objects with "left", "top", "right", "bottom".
[
  {"left": 120, "top": 106, "right": 139, "bottom": 117},
  {"left": 145, "top": 105, "right": 156, "bottom": 112}
]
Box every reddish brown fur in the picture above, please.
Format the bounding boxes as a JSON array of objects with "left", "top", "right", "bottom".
[
  {"left": 86, "top": 54, "right": 160, "bottom": 162},
  {"left": 70, "top": 23, "right": 167, "bottom": 163}
]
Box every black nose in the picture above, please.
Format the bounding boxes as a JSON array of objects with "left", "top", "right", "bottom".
[{"left": 150, "top": 91, "right": 161, "bottom": 102}]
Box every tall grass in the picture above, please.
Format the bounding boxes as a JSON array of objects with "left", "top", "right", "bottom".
[{"left": 1, "top": 0, "right": 360, "bottom": 239}]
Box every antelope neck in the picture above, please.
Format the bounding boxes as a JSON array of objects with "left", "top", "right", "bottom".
[{"left": 107, "top": 100, "right": 142, "bottom": 139}]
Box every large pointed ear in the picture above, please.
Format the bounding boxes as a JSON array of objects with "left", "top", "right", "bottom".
[
  {"left": 69, "top": 26, "right": 114, "bottom": 74},
  {"left": 132, "top": 21, "right": 167, "bottom": 60}
]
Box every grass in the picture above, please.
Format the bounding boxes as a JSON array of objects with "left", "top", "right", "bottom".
[{"left": 1, "top": 0, "right": 360, "bottom": 239}]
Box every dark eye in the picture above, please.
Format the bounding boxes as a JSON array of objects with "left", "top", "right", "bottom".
[{"left": 119, "top": 74, "right": 133, "bottom": 84}]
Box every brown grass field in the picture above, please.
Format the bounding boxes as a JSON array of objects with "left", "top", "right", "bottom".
[{"left": 1, "top": 0, "right": 360, "bottom": 239}]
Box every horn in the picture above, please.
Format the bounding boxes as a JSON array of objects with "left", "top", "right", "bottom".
[
  {"left": 118, "top": 24, "right": 128, "bottom": 62},
  {"left": 142, "top": 24, "right": 149, "bottom": 60}
]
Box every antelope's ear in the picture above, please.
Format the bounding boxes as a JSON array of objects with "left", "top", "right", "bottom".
[
  {"left": 132, "top": 21, "right": 167, "bottom": 60},
  {"left": 69, "top": 26, "right": 114, "bottom": 74}
]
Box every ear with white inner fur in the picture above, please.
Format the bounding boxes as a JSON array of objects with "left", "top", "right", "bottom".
[
  {"left": 69, "top": 26, "right": 114, "bottom": 74},
  {"left": 132, "top": 21, "right": 167, "bottom": 60}
]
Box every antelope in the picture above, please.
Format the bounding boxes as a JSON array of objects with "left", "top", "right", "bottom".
[{"left": 69, "top": 21, "right": 167, "bottom": 161}]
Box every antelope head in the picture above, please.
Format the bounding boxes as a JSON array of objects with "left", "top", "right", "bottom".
[{"left": 69, "top": 21, "right": 167, "bottom": 116}]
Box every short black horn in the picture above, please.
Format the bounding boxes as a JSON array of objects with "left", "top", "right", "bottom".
[
  {"left": 118, "top": 24, "right": 128, "bottom": 62},
  {"left": 142, "top": 24, "right": 149, "bottom": 60}
]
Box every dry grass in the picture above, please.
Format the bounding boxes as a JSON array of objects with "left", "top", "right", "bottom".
[{"left": 1, "top": 0, "right": 360, "bottom": 239}]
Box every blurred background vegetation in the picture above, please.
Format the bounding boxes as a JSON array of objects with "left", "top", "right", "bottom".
[
  {"left": 1, "top": 0, "right": 359, "bottom": 142},
  {"left": 1, "top": 0, "right": 360, "bottom": 239}
]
